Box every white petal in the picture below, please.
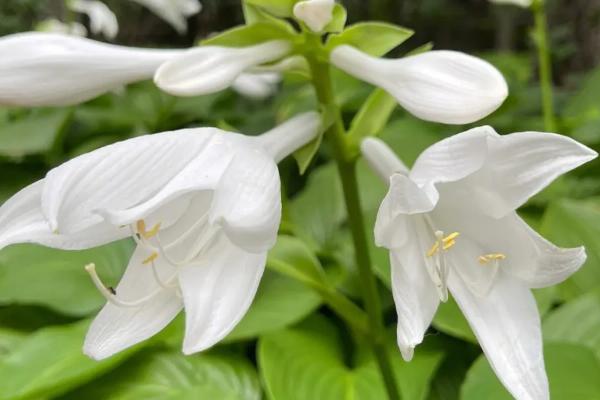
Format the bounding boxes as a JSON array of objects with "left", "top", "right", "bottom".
[
  {"left": 178, "top": 237, "right": 266, "bottom": 354},
  {"left": 0, "top": 32, "right": 182, "bottom": 106},
  {"left": 489, "top": 0, "right": 532, "bottom": 8},
  {"left": 41, "top": 129, "right": 223, "bottom": 234},
  {"left": 154, "top": 41, "right": 291, "bottom": 97},
  {"left": 0, "top": 181, "right": 126, "bottom": 251},
  {"left": 389, "top": 216, "right": 440, "bottom": 361},
  {"left": 361, "top": 137, "right": 409, "bottom": 182},
  {"left": 462, "top": 131, "right": 598, "bottom": 218},
  {"left": 69, "top": 0, "right": 119, "bottom": 39},
  {"left": 130, "top": 0, "right": 201, "bottom": 34},
  {"left": 449, "top": 273, "right": 549, "bottom": 400},
  {"left": 84, "top": 246, "right": 182, "bottom": 360},
  {"left": 293, "top": 0, "right": 335, "bottom": 32},
  {"left": 210, "top": 146, "right": 281, "bottom": 253},
  {"left": 330, "top": 46, "right": 508, "bottom": 124},
  {"left": 232, "top": 72, "right": 281, "bottom": 99}
]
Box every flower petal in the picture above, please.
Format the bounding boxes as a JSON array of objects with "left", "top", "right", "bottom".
[
  {"left": 84, "top": 246, "right": 182, "bottom": 360},
  {"left": 154, "top": 41, "right": 291, "bottom": 97},
  {"left": 293, "top": 0, "right": 335, "bottom": 32},
  {"left": 130, "top": 0, "right": 201, "bottom": 34},
  {"left": 462, "top": 131, "right": 598, "bottom": 218},
  {"left": 0, "top": 32, "right": 181, "bottom": 106},
  {"left": 389, "top": 216, "right": 440, "bottom": 361},
  {"left": 232, "top": 72, "right": 281, "bottom": 99},
  {"left": 449, "top": 272, "right": 549, "bottom": 400},
  {"left": 178, "top": 236, "right": 266, "bottom": 354},
  {"left": 0, "top": 181, "right": 126, "bottom": 251},
  {"left": 330, "top": 46, "right": 508, "bottom": 124},
  {"left": 69, "top": 0, "right": 119, "bottom": 39},
  {"left": 210, "top": 147, "right": 281, "bottom": 253},
  {"left": 41, "top": 129, "right": 221, "bottom": 234}
]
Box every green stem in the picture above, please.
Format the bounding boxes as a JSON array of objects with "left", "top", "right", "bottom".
[
  {"left": 532, "top": 0, "right": 556, "bottom": 131},
  {"left": 306, "top": 43, "right": 401, "bottom": 400}
]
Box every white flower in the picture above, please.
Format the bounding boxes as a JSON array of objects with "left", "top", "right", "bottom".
[
  {"left": 489, "top": 0, "right": 533, "bottom": 8},
  {"left": 37, "top": 18, "right": 88, "bottom": 37},
  {"left": 154, "top": 41, "right": 291, "bottom": 97},
  {"left": 0, "top": 32, "right": 182, "bottom": 107},
  {"left": 361, "top": 129, "right": 597, "bottom": 400},
  {"left": 130, "top": 0, "right": 202, "bottom": 34},
  {"left": 0, "top": 112, "right": 321, "bottom": 359},
  {"left": 232, "top": 72, "right": 281, "bottom": 99},
  {"left": 330, "top": 46, "right": 508, "bottom": 124},
  {"left": 68, "top": 0, "right": 119, "bottom": 40},
  {"left": 293, "top": 0, "right": 335, "bottom": 32}
]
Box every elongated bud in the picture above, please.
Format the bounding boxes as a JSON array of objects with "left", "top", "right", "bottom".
[
  {"left": 293, "top": 0, "right": 335, "bottom": 32},
  {"left": 361, "top": 138, "right": 409, "bottom": 182},
  {"left": 154, "top": 40, "right": 292, "bottom": 97},
  {"left": 331, "top": 46, "right": 508, "bottom": 125}
]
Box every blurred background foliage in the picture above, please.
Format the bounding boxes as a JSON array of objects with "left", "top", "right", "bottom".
[{"left": 1, "top": 0, "right": 600, "bottom": 399}]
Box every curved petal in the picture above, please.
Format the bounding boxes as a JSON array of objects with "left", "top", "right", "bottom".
[
  {"left": 0, "top": 181, "right": 126, "bottom": 251},
  {"left": 69, "top": 0, "right": 119, "bottom": 39},
  {"left": 0, "top": 32, "right": 182, "bottom": 106},
  {"left": 131, "top": 0, "right": 201, "bottom": 34},
  {"left": 210, "top": 147, "right": 281, "bottom": 253},
  {"left": 462, "top": 131, "right": 598, "bottom": 218},
  {"left": 389, "top": 216, "right": 440, "bottom": 361},
  {"left": 41, "top": 129, "right": 221, "bottom": 234},
  {"left": 293, "top": 0, "right": 335, "bottom": 32},
  {"left": 154, "top": 41, "right": 291, "bottom": 97},
  {"left": 330, "top": 46, "right": 508, "bottom": 124},
  {"left": 84, "top": 246, "right": 182, "bottom": 360},
  {"left": 178, "top": 236, "right": 266, "bottom": 354},
  {"left": 232, "top": 72, "right": 281, "bottom": 99},
  {"left": 449, "top": 272, "right": 549, "bottom": 400}
]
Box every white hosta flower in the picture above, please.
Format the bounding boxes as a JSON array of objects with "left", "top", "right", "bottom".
[
  {"left": 0, "top": 112, "right": 321, "bottom": 359},
  {"left": 293, "top": 0, "right": 335, "bottom": 32},
  {"left": 361, "top": 130, "right": 597, "bottom": 400},
  {"left": 232, "top": 72, "right": 281, "bottom": 99},
  {"left": 489, "top": 0, "right": 533, "bottom": 8},
  {"left": 0, "top": 32, "right": 182, "bottom": 107},
  {"left": 330, "top": 46, "right": 508, "bottom": 124},
  {"left": 130, "top": 0, "right": 202, "bottom": 34},
  {"left": 68, "top": 0, "right": 119, "bottom": 39},
  {"left": 154, "top": 41, "right": 291, "bottom": 97},
  {"left": 37, "top": 18, "right": 88, "bottom": 37}
]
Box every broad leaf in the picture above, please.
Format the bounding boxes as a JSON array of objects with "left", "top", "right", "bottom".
[
  {"left": 0, "top": 240, "right": 134, "bottom": 316},
  {"left": 347, "top": 88, "right": 397, "bottom": 152},
  {"left": 323, "top": 3, "right": 347, "bottom": 33},
  {"left": 460, "top": 343, "right": 600, "bottom": 400},
  {"left": 327, "top": 22, "right": 414, "bottom": 57},
  {"left": 245, "top": 0, "right": 298, "bottom": 17},
  {"left": 202, "top": 22, "right": 296, "bottom": 47}
]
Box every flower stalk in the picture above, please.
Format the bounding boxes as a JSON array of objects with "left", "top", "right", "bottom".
[
  {"left": 305, "top": 36, "right": 401, "bottom": 400},
  {"left": 532, "top": 0, "right": 556, "bottom": 131}
]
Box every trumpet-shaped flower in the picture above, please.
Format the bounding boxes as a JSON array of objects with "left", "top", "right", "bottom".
[
  {"left": 330, "top": 46, "right": 508, "bottom": 124},
  {"left": 0, "top": 112, "right": 321, "bottom": 359},
  {"left": 0, "top": 32, "right": 182, "bottom": 107},
  {"left": 130, "top": 0, "right": 202, "bottom": 34},
  {"left": 361, "top": 129, "right": 597, "bottom": 400},
  {"left": 293, "top": 0, "right": 335, "bottom": 32},
  {"left": 154, "top": 41, "right": 291, "bottom": 97},
  {"left": 68, "top": 0, "right": 119, "bottom": 39}
]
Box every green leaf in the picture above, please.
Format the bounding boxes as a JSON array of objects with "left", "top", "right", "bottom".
[
  {"left": 242, "top": 2, "right": 296, "bottom": 31},
  {"left": 245, "top": 0, "right": 298, "bottom": 17},
  {"left": 543, "top": 288, "right": 600, "bottom": 358},
  {"left": 62, "top": 350, "right": 261, "bottom": 400},
  {"left": 202, "top": 22, "right": 296, "bottom": 47},
  {"left": 0, "top": 240, "right": 134, "bottom": 316},
  {"left": 323, "top": 3, "right": 347, "bottom": 33},
  {"left": 259, "top": 315, "right": 444, "bottom": 400},
  {"left": 0, "top": 320, "right": 135, "bottom": 400},
  {"left": 347, "top": 88, "right": 397, "bottom": 150},
  {"left": 226, "top": 270, "right": 321, "bottom": 341},
  {"left": 0, "top": 328, "right": 25, "bottom": 359},
  {"left": 539, "top": 198, "right": 600, "bottom": 299},
  {"left": 460, "top": 343, "right": 600, "bottom": 400},
  {"left": 0, "top": 109, "right": 71, "bottom": 158},
  {"left": 327, "top": 22, "right": 414, "bottom": 57}
]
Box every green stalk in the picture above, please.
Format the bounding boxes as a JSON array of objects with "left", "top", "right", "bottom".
[
  {"left": 305, "top": 42, "right": 401, "bottom": 400},
  {"left": 532, "top": 0, "right": 556, "bottom": 131}
]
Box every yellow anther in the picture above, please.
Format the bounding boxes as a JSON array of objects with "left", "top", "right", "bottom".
[
  {"left": 142, "top": 252, "right": 159, "bottom": 265},
  {"left": 443, "top": 232, "right": 460, "bottom": 242},
  {"left": 136, "top": 220, "right": 161, "bottom": 239},
  {"left": 426, "top": 242, "right": 439, "bottom": 258},
  {"left": 442, "top": 240, "right": 456, "bottom": 250},
  {"left": 427, "top": 231, "right": 460, "bottom": 257},
  {"left": 478, "top": 253, "right": 506, "bottom": 265}
]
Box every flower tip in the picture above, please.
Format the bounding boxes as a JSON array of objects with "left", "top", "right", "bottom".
[
  {"left": 400, "top": 345, "right": 415, "bottom": 362},
  {"left": 293, "top": 0, "right": 335, "bottom": 32}
]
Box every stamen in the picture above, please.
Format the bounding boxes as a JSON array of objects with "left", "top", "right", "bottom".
[
  {"left": 427, "top": 231, "right": 460, "bottom": 257},
  {"left": 85, "top": 263, "right": 167, "bottom": 308},
  {"left": 149, "top": 259, "right": 178, "bottom": 290},
  {"left": 478, "top": 253, "right": 507, "bottom": 265},
  {"left": 142, "top": 252, "right": 159, "bottom": 265},
  {"left": 136, "top": 220, "right": 161, "bottom": 239}
]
